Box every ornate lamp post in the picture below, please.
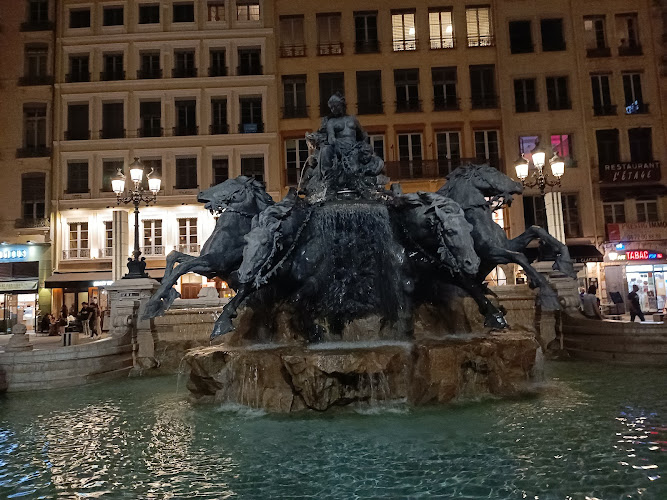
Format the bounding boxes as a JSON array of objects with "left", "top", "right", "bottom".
[
  {"left": 112, "top": 157, "right": 161, "bottom": 279},
  {"left": 514, "top": 144, "right": 565, "bottom": 195}
]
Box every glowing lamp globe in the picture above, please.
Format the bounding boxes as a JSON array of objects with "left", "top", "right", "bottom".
[
  {"left": 129, "top": 157, "right": 144, "bottom": 184},
  {"left": 514, "top": 157, "right": 529, "bottom": 180}
]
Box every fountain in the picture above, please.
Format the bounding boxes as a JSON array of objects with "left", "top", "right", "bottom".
[{"left": 143, "top": 93, "right": 576, "bottom": 412}]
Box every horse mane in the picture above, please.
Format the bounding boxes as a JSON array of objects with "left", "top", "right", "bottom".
[{"left": 241, "top": 176, "right": 274, "bottom": 210}]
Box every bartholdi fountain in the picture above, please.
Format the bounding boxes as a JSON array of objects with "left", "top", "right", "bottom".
[{"left": 143, "top": 94, "right": 576, "bottom": 412}]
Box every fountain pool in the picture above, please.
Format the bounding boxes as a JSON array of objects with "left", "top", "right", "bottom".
[{"left": 0, "top": 361, "right": 665, "bottom": 499}]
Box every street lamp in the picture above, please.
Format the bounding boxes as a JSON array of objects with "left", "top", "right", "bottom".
[
  {"left": 514, "top": 144, "right": 565, "bottom": 195},
  {"left": 112, "top": 157, "right": 161, "bottom": 279}
]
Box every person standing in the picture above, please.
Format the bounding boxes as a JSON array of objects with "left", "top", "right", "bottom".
[
  {"left": 79, "top": 302, "right": 91, "bottom": 336},
  {"left": 628, "top": 284, "right": 645, "bottom": 322},
  {"left": 88, "top": 302, "right": 98, "bottom": 338},
  {"left": 582, "top": 285, "right": 603, "bottom": 320}
]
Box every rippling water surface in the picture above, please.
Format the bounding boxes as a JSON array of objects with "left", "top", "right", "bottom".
[{"left": 0, "top": 361, "right": 665, "bottom": 499}]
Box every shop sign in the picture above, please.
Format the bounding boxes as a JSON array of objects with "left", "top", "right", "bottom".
[
  {"left": 0, "top": 246, "right": 29, "bottom": 262},
  {"left": 607, "top": 221, "right": 667, "bottom": 242},
  {"left": 0, "top": 280, "right": 38, "bottom": 292},
  {"left": 600, "top": 161, "right": 661, "bottom": 183},
  {"left": 93, "top": 281, "right": 114, "bottom": 287},
  {"left": 626, "top": 250, "right": 664, "bottom": 260}
]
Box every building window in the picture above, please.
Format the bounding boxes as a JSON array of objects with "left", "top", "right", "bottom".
[
  {"left": 524, "top": 195, "right": 547, "bottom": 228},
  {"left": 68, "top": 55, "right": 90, "bottom": 82},
  {"left": 237, "top": 48, "right": 262, "bottom": 75},
  {"left": 397, "top": 133, "right": 423, "bottom": 178},
  {"left": 141, "top": 158, "right": 162, "bottom": 191},
  {"left": 69, "top": 8, "right": 90, "bottom": 28},
  {"left": 139, "top": 51, "right": 161, "bottom": 79},
  {"left": 209, "top": 49, "right": 226, "bottom": 77},
  {"left": 591, "top": 74, "right": 615, "bottom": 115},
  {"left": 67, "top": 161, "right": 88, "bottom": 193},
  {"left": 318, "top": 72, "right": 344, "bottom": 116},
  {"left": 628, "top": 128, "right": 652, "bottom": 163},
  {"left": 317, "top": 13, "right": 342, "bottom": 55},
  {"left": 21, "top": 173, "right": 45, "bottom": 221},
  {"left": 68, "top": 222, "right": 89, "bottom": 259},
  {"left": 355, "top": 11, "right": 379, "bottom": 53},
  {"left": 210, "top": 98, "right": 228, "bottom": 134},
  {"left": 104, "top": 221, "right": 113, "bottom": 257},
  {"left": 66, "top": 103, "right": 89, "bottom": 140},
  {"left": 474, "top": 130, "right": 500, "bottom": 167},
  {"left": 212, "top": 157, "right": 229, "bottom": 185},
  {"left": 546, "top": 76, "right": 570, "bottom": 110},
  {"left": 173, "top": 50, "right": 196, "bottom": 78},
  {"left": 143, "top": 220, "right": 163, "bottom": 255},
  {"left": 432, "top": 67, "right": 458, "bottom": 111},
  {"left": 514, "top": 78, "right": 538, "bottom": 113},
  {"left": 103, "top": 6, "right": 123, "bottom": 26},
  {"left": 139, "top": 4, "right": 160, "bottom": 24},
  {"left": 280, "top": 15, "right": 305, "bottom": 57},
  {"left": 519, "top": 136, "right": 540, "bottom": 162},
  {"left": 636, "top": 200, "right": 659, "bottom": 223},
  {"left": 394, "top": 69, "right": 420, "bottom": 112},
  {"left": 466, "top": 6, "right": 493, "bottom": 47},
  {"left": 139, "top": 101, "right": 161, "bottom": 137},
  {"left": 173, "top": 3, "right": 194, "bottom": 23},
  {"left": 470, "top": 65, "right": 497, "bottom": 108},
  {"left": 603, "top": 202, "right": 625, "bottom": 224},
  {"left": 283, "top": 75, "right": 307, "bottom": 118},
  {"left": 102, "top": 159, "right": 123, "bottom": 192},
  {"left": 102, "top": 53, "right": 124, "bottom": 81},
  {"left": 101, "top": 102, "right": 124, "bottom": 139},
  {"left": 24, "top": 45, "right": 48, "bottom": 82},
  {"left": 285, "top": 138, "right": 309, "bottom": 186},
  {"left": 175, "top": 157, "right": 197, "bottom": 189},
  {"left": 595, "top": 129, "right": 620, "bottom": 165},
  {"left": 584, "top": 16, "right": 609, "bottom": 56},
  {"left": 391, "top": 10, "right": 416, "bottom": 51},
  {"left": 178, "top": 218, "right": 198, "bottom": 253},
  {"left": 356, "top": 71, "right": 382, "bottom": 115},
  {"left": 237, "top": 1, "right": 260, "bottom": 21},
  {"left": 239, "top": 97, "right": 263, "bottom": 133},
  {"left": 207, "top": 2, "right": 225, "bottom": 22},
  {"left": 241, "top": 157, "right": 265, "bottom": 182},
  {"left": 551, "top": 134, "right": 575, "bottom": 167},
  {"left": 174, "top": 99, "right": 197, "bottom": 136},
  {"left": 616, "top": 14, "right": 641, "bottom": 55},
  {"left": 27, "top": 0, "right": 49, "bottom": 24},
  {"left": 623, "top": 73, "right": 646, "bottom": 114},
  {"left": 367, "top": 134, "right": 385, "bottom": 159},
  {"left": 23, "top": 104, "right": 47, "bottom": 151},
  {"left": 540, "top": 18, "right": 565, "bottom": 51},
  {"left": 429, "top": 8, "right": 454, "bottom": 49},
  {"left": 509, "top": 20, "right": 533, "bottom": 54},
  {"left": 562, "top": 195, "right": 582, "bottom": 238},
  {"left": 436, "top": 131, "right": 461, "bottom": 176}
]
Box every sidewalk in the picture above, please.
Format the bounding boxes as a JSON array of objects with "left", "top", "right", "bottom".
[{"left": 0, "top": 332, "right": 108, "bottom": 353}]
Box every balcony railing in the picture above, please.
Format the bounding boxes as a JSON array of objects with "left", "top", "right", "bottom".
[
  {"left": 177, "top": 243, "right": 200, "bottom": 255},
  {"left": 355, "top": 40, "right": 380, "bottom": 53},
  {"left": 238, "top": 122, "right": 264, "bottom": 133},
  {"left": 318, "top": 42, "right": 343, "bottom": 55},
  {"left": 236, "top": 65, "right": 263, "bottom": 76},
  {"left": 138, "top": 126, "right": 163, "bottom": 137},
  {"left": 384, "top": 158, "right": 503, "bottom": 180},
  {"left": 62, "top": 249, "right": 90, "bottom": 259},
  {"left": 137, "top": 68, "right": 162, "bottom": 79},
  {"left": 18, "top": 75, "right": 54, "bottom": 86},
  {"left": 280, "top": 45, "right": 306, "bottom": 57},
  {"left": 625, "top": 102, "right": 650, "bottom": 115},
  {"left": 65, "top": 72, "right": 90, "bottom": 83},
  {"left": 16, "top": 147, "right": 51, "bottom": 158},
  {"left": 210, "top": 123, "right": 229, "bottom": 134},
  {"left": 172, "top": 67, "right": 197, "bottom": 78},
  {"left": 141, "top": 246, "right": 165, "bottom": 256},
  {"left": 586, "top": 46, "right": 611, "bottom": 57},
  {"left": 173, "top": 125, "right": 198, "bottom": 136},
  {"left": 516, "top": 102, "right": 540, "bottom": 113},
  {"left": 547, "top": 100, "right": 572, "bottom": 111},
  {"left": 20, "top": 20, "right": 54, "bottom": 31},
  {"left": 395, "top": 99, "right": 422, "bottom": 113},
  {"left": 282, "top": 105, "right": 309, "bottom": 119},
  {"left": 100, "top": 128, "right": 125, "bottom": 139},
  {"left": 471, "top": 95, "right": 499, "bottom": 109},
  {"left": 392, "top": 39, "right": 417, "bottom": 51},
  {"left": 100, "top": 70, "right": 125, "bottom": 81},
  {"left": 593, "top": 104, "right": 617, "bottom": 116},
  {"left": 65, "top": 130, "right": 90, "bottom": 140},
  {"left": 467, "top": 35, "right": 495, "bottom": 47},
  {"left": 433, "top": 97, "right": 460, "bottom": 111},
  {"left": 15, "top": 217, "right": 49, "bottom": 229},
  {"left": 618, "top": 44, "right": 642, "bottom": 56},
  {"left": 357, "top": 101, "right": 383, "bottom": 115},
  {"left": 103, "top": 248, "right": 113, "bottom": 257},
  {"left": 430, "top": 37, "right": 455, "bottom": 50},
  {"left": 208, "top": 66, "right": 228, "bottom": 77}
]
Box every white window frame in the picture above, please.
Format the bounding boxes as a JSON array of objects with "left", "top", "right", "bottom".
[
  {"left": 429, "top": 9, "right": 454, "bottom": 49},
  {"left": 142, "top": 219, "right": 164, "bottom": 255},
  {"left": 67, "top": 222, "right": 89, "bottom": 259},
  {"left": 391, "top": 11, "right": 417, "bottom": 51}
]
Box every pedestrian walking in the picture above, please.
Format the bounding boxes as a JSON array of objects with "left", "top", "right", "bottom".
[{"left": 628, "top": 284, "right": 645, "bottom": 322}]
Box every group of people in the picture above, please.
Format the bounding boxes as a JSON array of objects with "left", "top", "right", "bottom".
[
  {"left": 581, "top": 284, "right": 645, "bottom": 322},
  {"left": 38, "top": 301, "right": 104, "bottom": 338},
  {"left": 74, "top": 301, "right": 102, "bottom": 338}
]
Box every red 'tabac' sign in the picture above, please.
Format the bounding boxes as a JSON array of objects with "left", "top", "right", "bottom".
[{"left": 626, "top": 250, "right": 664, "bottom": 260}]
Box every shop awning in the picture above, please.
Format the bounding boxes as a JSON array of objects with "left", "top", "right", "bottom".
[
  {"left": 523, "top": 244, "right": 604, "bottom": 264},
  {"left": 45, "top": 269, "right": 164, "bottom": 289},
  {"left": 0, "top": 280, "right": 38, "bottom": 293}
]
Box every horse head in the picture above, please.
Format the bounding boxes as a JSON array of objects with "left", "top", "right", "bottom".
[
  {"left": 440, "top": 163, "right": 523, "bottom": 209},
  {"left": 198, "top": 176, "right": 274, "bottom": 216}
]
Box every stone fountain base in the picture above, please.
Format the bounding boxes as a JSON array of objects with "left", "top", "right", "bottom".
[{"left": 184, "top": 332, "right": 540, "bottom": 412}]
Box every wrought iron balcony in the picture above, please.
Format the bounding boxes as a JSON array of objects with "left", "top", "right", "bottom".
[
  {"left": 100, "top": 70, "right": 125, "bottom": 81},
  {"left": 547, "top": 100, "right": 572, "bottom": 111},
  {"left": 140, "top": 246, "right": 164, "bottom": 256},
  {"left": 15, "top": 217, "right": 49, "bottom": 229},
  {"left": 137, "top": 68, "right": 162, "bottom": 79},
  {"left": 238, "top": 122, "right": 264, "bottom": 133},
  {"left": 208, "top": 66, "right": 228, "bottom": 77},
  {"left": 177, "top": 243, "right": 200, "bottom": 255},
  {"left": 433, "top": 97, "right": 460, "bottom": 111},
  {"left": 318, "top": 43, "right": 343, "bottom": 55},
  {"left": 625, "top": 102, "right": 650, "bottom": 115},
  {"left": 282, "top": 105, "right": 309, "bottom": 119},
  {"left": 280, "top": 45, "right": 306, "bottom": 57},
  {"left": 16, "top": 147, "right": 51, "bottom": 158},
  {"left": 173, "top": 125, "right": 198, "bottom": 136},
  {"left": 19, "top": 75, "right": 54, "bottom": 86},
  {"left": 467, "top": 35, "right": 495, "bottom": 47},
  {"left": 516, "top": 102, "right": 540, "bottom": 113},
  {"left": 210, "top": 123, "right": 229, "bottom": 134},
  {"left": 65, "top": 130, "right": 90, "bottom": 140},
  {"left": 392, "top": 39, "right": 417, "bottom": 51},
  {"left": 395, "top": 99, "right": 422, "bottom": 113},
  {"left": 618, "top": 44, "right": 642, "bottom": 56},
  {"left": 593, "top": 104, "right": 617, "bottom": 116},
  {"left": 20, "top": 20, "right": 54, "bottom": 31},
  {"left": 172, "top": 67, "right": 197, "bottom": 78},
  {"left": 471, "top": 95, "right": 499, "bottom": 109},
  {"left": 100, "top": 128, "right": 125, "bottom": 139},
  {"left": 65, "top": 72, "right": 90, "bottom": 83},
  {"left": 430, "top": 37, "right": 455, "bottom": 50},
  {"left": 586, "top": 46, "right": 611, "bottom": 58},
  {"left": 102, "top": 248, "right": 113, "bottom": 257},
  {"left": 137, "top": 126, "right": 163, "bottom": 138},
  {"left": 62, "top": 249, "right": 91, "bottom": 260},
  {"left": 236, "top": 65, "right": 263, "bottom": 76},
  {"left": 355, "top": 40, "right": 380, "bottom": 53},
  {"left": 357, "top": 101, "right": 383, "bottom": 115}
]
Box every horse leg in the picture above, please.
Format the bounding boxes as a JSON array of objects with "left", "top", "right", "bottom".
[
  {"left": 144, "top": 251, "right": 195, "bottom": 313},
  {"left": 211, "top": 284, "right": 253, "bottom": 339},
  {"left": 508, "top": 226, "right": 577, "bottom": 278},
  {"left": 458, "top": 278, "right": 508, "bottom": 329},
  {"left": 485, "top": 247, "right": 561, "bottom": 311}
]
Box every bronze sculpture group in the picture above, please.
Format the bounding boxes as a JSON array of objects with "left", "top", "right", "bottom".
[{"left": 143, "top": 94, "right": 576, "bottom": 341}]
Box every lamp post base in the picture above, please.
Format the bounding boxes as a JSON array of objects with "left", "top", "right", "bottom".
[{"left": 123, "top": 256, "right": 149, "bottom": 279}]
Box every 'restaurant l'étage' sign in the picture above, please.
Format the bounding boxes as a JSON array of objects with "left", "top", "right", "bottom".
[{"left": 600, "top": 161, "right": 661, "bottom": 183}]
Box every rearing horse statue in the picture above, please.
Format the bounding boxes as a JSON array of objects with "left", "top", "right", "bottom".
[{"left": 438, "top": 163, "right": 576, "bottom": 310}]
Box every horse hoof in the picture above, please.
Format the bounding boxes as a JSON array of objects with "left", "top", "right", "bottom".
[
  {"left": 141, "top": 299, "right": 164, "bottom": 320},
  {"left": 485, "top": 312, "right": 509, "bottom": 330},
  {"left": 210, "top": 316, "right": 235, "bottom": 339},
  {"left": 538, "top": 292, "right": 561, "bottom": 311}
]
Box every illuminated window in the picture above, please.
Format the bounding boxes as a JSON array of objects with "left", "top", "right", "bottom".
[
  {"left": 466, "top": 6, "right": 493, "bottom": 47},
  {"left": 68, "top": 222, "right": 89, "bottom": 258},
  {"left": 237, "top": 1, "right": 259, "bottom": 21},
  {"left": 178, "top": 218, "right": 198, "bottom": 253},
  {"left": 280, "top": 16, "right": 305, "bottom": 57},
  {"left": 392, "top": 10, "right": 416, "bottom": 51},
  {"left": 636, "top": 199, "right": 659, "bottom": 223},
  {"left": 551, "top": 134, "right": 574, "bottom": 166},
  {"left": 104, "top": 221, "right": 113, "bottom": 257},
  {"left": 317, "top": 13, "right": 342, "bottom": 55},
  {"left": 208, "top": 2, "right": 225, "bottom": 22},
  {"left": 142, "top": 220, "right": 163, "bottom": 255},
  {"left": 603, "top": 202, "right": 625, "bottom": 224},
  {"left": 429, "top": 8, "right": 453, "bottom": 49},
  {"left": 285, "top": 138, "right": 309, "bottom": 186}
]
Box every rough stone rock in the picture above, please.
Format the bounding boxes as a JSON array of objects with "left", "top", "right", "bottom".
[{"left": 0, "top": 368, "right": 7, "bottom": 393}]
